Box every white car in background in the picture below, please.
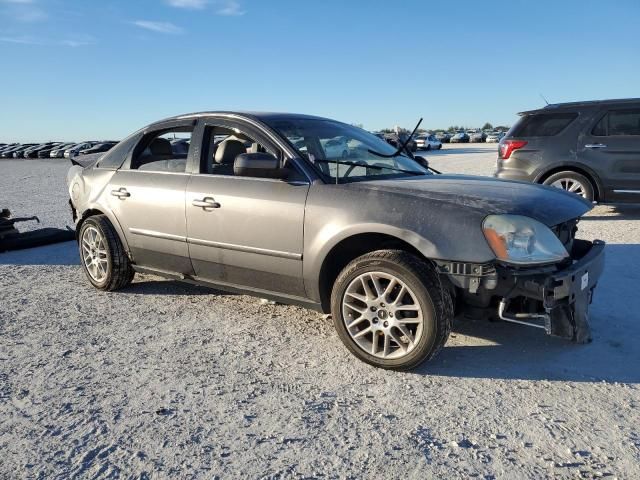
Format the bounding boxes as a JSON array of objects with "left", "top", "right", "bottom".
[
  {"left": 486, "top": 132, "right": 505, "bottom": 143},
  {"left": 321, "top": 136, "right": 349, "bottom": 158},
  {"left": 415, "top": 134, "right": 442, "bottom": 150}
]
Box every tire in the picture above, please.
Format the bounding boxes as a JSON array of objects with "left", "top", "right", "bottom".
[
  {"left": 78, "top": 215, "right": 134, "bottom": 291},
  {"left": 542, "top": 171, "right": 595, "bottom": 201},
  {"left": 330, "top": 250, "right": 452, "bottom": 371},
  {"left": 426, "top": 144, "right": 431, "bottom": 151}
]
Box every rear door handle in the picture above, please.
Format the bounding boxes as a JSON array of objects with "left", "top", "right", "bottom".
[
  {"left": 111, "top": 187, "right": 130, "bottom": 199},
  {"left": 192, "top": 197, "right": 221, "bottom": 209},
  {"left": 585, "top": 144, "right": 607, "bottom": 149}
]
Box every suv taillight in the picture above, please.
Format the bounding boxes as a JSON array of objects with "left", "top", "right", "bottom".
[{"left": 499, "top": 140, "right": 527, "bottom": 159}]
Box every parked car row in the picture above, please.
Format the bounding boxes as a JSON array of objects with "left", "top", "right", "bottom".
[
  {"left": 0, "top": 141, "right": 118, "bottom": 159},
  {"left": 371, "top": 129, "right": 505, "bottom": 149},
  {"left": 431, "top": 130, "right": 507, "bottom": 144}
]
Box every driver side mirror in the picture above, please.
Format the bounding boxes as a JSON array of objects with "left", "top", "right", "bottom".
[
  {"left": 234, "top": 152, "right": 288, "bottom": 179},
  {"left": 414, "top": 155, "right": 429, "bottom": 169}
]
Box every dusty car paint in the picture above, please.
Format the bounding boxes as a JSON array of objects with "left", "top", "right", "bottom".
[{"left": 67, "top": 111, "right": 605, "bottom": 343}]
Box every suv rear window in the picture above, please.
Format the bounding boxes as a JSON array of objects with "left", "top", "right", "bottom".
[{"left": 511, "top": 112, "right": 578, "bottom": 137}]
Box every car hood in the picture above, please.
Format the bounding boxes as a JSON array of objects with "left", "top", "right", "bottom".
[{"left": 354, "top": 174, "right": 592, "bottom": 227}]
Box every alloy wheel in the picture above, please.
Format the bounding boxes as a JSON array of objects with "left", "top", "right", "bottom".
[
  {"left": 342, "top": 272, "right": 424, "bottom": 359},
  {"left": 81, "top": 226, "right": 109, "bottom": 283},
  {"left": 550, "top": 178, "right": 587, "bottom": 198}
]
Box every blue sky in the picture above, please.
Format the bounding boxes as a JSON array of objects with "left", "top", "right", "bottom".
[{"left": 1, "top": 0, "right": 639, "bottom": 142}]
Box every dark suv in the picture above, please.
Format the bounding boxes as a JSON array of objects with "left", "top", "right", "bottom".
[{"left": 495, "top": 98, "right": 640, "bottom": 203}]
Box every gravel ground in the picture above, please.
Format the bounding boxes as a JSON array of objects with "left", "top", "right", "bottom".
[{"left": 1, "top": 145, "right": 639, "bottom": 479}]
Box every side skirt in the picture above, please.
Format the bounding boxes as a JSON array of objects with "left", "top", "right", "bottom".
[{"left": 132, "top": 264, "right": 323, "bottom": 312}]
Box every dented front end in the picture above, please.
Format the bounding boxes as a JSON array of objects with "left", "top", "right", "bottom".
[{"left": 436, "top": 219, "right": 605, "bottom": 343}]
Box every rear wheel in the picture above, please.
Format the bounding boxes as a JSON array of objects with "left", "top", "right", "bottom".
[
  {"left": 331, "top": 250, "right": 452, "bottom": 370},
  {"left": 542, "top": 171, "right": 595, "bottom": 201},
  {"left": 79, "top": 215, "right": 134, "bottom": 291}
]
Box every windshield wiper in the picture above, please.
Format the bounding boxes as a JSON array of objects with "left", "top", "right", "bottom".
[
  {"left": 368, "top": 118, "right": 423, "bottom": 158},
  {"left": 314, "top": 158, "right": 425, "bottom": 176}
]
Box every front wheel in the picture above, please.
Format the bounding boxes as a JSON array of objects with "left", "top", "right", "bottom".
[
  {"left": 79, "top": 215, "right": 135, "bottom": 291},
  {"left": 542, "top": 171, "right": 595, "bottom": 201},
  {"left": 331, "top": 250, "right": 452, "bottom": 370}
]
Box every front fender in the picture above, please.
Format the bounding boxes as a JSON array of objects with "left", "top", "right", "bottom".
[
  {"left": 301, "top": 183, "right": 499, "bottom": 304},
  {"left": 302, "top": 221, "right": 444, "bottom": 303}
]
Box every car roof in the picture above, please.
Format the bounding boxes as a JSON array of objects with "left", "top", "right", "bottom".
[
  {"left": 519, "top": 97, "right": 640, "bottom": 115},
  {"left": 151, "top": 111, "right": 345, "bottom": 128}
]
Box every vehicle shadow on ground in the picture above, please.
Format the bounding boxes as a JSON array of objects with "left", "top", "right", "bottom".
[
  {"left": 584, "top": 205, "right": 640, "bottom": 221},
  {"left": 0, "top": 240, "right": 79, "bottom": 266},
  {"left": 120, "top": 279, "right": 229, "bottom": 296},
  {"left": 419, "top": 244, "right": 640, "bottom": 383}
]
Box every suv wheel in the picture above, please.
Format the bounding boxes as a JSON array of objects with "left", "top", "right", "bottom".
[
  {"left": 543, "top": 171, "right": 595, "bottom": 201},
  {"left": 79, "top": 215, "right": 135, "bottom": 291},
  {"left": 331, "top": 250, "right": 452, "bottom": 370}
]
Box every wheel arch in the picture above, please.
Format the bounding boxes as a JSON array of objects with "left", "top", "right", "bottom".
[
  {"left": 315, "top": 231, "right": 431, "bottom": 313},
  {"left": 76, "top": 206, "right": 131, "bottom": 256},
  {"left": 534, "top": 163, "right": 604, "bottom": 201}
]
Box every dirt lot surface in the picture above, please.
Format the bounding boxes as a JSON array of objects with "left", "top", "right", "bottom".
[{"left": 1, "top": 144, "right": 639, "bottom": 479}]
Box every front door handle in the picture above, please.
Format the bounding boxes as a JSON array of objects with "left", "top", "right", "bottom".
[
  {"left": 111, "top": 187, "right": 131, "bottom": 199},
  {"left": 585, "top": 143, "right": 607, "bottom": 149},
  {"left": 192, "top": 197, "right": 221, "bottom": 209}
]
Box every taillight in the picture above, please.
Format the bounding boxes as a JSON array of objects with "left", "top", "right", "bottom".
[{"left": 499, "top": 140, "right": 528, "bottom": 159}]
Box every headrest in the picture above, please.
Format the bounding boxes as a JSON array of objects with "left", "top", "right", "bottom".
[
  {"left": 149, "top": 137, "right": 173, "bottom": 156},
  {"left": 214, "top": 140, "right": 246, "bottom": 165}
]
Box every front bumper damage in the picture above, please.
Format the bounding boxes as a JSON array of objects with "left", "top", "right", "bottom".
[{"left": 437, "top": 239, "right": 606, "bottom": 343}]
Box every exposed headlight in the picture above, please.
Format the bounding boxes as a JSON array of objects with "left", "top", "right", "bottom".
[{"left": 482, "top": 214, "right": 569, "bottom": 265}]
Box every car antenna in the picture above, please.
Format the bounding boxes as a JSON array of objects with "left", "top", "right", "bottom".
[
  {"left": 368, "top": 118, "right": 423, "bottom": 158},
  {"left": 539, "top": 93, "right": 550, "bottom": 106}
]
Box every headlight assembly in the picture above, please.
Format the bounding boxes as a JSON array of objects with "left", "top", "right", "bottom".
[{"left": 482, "top": 214, "right": 569, "bottom": 265}]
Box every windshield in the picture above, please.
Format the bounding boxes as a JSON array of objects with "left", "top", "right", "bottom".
[{"left": 265, "top": 117, "right": 430, "bottom": 183}]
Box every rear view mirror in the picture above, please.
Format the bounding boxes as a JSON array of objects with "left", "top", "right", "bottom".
[
  {"left": 234, "top": 152, "right": 287, "bottom": 179},
  {"left": 414, "top": 155, "right": 429, "bottom": 169}
]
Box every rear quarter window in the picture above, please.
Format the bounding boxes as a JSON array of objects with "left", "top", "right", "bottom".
[
  {"left": 592, "top": 109, "right": 640, "bottom": 136},
  {"left": 96, "top": 135, "right": 139, "bottom": 169},
  {"left": 511, "top": 112, "right": 578, "bottom": 137}
]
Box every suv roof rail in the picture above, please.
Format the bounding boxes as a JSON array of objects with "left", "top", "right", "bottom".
[
  {"left": 543, "top": 98, "right": 640, "bottom": 109},
  {"left": 518, "top": 98, "right": 640, "bottom": 116}
]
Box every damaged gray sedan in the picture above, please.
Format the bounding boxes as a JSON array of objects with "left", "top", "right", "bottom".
[{"left": 67, "top": 112, "right": 605, "bottom": 370}]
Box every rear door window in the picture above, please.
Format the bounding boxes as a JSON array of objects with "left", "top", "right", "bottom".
[
  {"left": 592, "top": 109, "right": 640, "bottom": 136},
  {"left": 129, "top": 127, "right": 193, "bottom": 173},
  {"left": 512, "top": 112, "right": 578, "bottom": 137}
]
